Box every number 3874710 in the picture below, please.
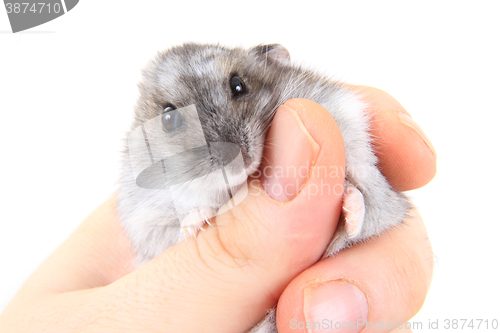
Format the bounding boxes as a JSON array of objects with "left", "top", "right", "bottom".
[{"left": 5, "top": 2, "right": 62, "bottom": 14}]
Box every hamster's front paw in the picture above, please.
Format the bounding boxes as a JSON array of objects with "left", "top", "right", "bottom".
[
  {"left": 342, "top": 180, "right": 365, "bottom": 239},
  {"left": 325, "top": 173, "right": 410, "bottom": 256},
  {"left": 180, "top": 206, "right": 217, "bottom": 239}
]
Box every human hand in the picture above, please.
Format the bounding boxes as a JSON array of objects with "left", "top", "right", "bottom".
[
  {"left": 0, "top": 87, "right": 435, "bottom": 333},
  {"left": 275, "top": 88, "right": 436, "bottom": 333}
]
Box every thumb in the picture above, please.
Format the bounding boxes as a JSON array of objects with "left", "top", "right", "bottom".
[{"left": 103, "top": 99, "right": 346, "bottom": 332}]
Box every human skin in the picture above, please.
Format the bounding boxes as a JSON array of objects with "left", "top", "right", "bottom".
[{"left": 0, "top": 86, "right": 436, "bottom": 333}]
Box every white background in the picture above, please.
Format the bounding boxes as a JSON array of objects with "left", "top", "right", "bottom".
[{"left": 1, "top": 1, "right": 499, "bottom": 331}]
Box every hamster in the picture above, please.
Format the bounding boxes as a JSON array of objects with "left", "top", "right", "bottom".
[{"left": 117, "top": 43, "right": 410, "bottom": 333}]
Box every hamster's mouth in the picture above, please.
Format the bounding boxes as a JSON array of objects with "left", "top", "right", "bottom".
[{"left": 245, "top": 160, "right": 262, "bottom": 177}]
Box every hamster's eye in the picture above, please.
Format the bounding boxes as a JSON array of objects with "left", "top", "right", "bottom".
[
  {"left": 161, "top": 105, "right": 184, "bottom": 132},
  {"left": 230, "top": 75, "right": 246, "bottom": 96}
]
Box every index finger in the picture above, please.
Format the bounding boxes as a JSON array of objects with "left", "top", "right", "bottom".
[{"left": 346, "top": 85, "right": 437, "bottom": 191}]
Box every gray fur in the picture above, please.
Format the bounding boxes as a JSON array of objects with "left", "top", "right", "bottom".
[{"left": 117, "top": 43, "right": 410, "bottom": 332}]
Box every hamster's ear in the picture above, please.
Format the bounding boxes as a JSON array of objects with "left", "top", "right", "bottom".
[{"left": 252, "top": 44, "right": 291, "bottom": 64}]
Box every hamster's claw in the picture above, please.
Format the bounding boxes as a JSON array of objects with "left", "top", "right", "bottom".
[
  {"left": 342, "top": 181, "right": 365, "bottom": 239},
  {"left": 180, "top": 207, "right": 216, "bottom": 240}
]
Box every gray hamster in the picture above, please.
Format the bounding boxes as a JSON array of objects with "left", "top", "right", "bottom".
[{"left": 117, "top": 43, "right": 409, "bottom": 333}]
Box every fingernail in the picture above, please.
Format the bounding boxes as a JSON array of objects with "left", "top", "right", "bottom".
[
  {"left": 260, "top": 105, "right": 319, "bottom": 202},
  {"left": 303, "top": 281, "right": 368, "bottom": 333},
  {"left": 398, "top": 113, "right": 437, "bottom": 157}
]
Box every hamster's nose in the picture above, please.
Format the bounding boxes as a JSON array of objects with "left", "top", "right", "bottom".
[{"left": 208, "top": 142, "right": 242, "bottom": 168}]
